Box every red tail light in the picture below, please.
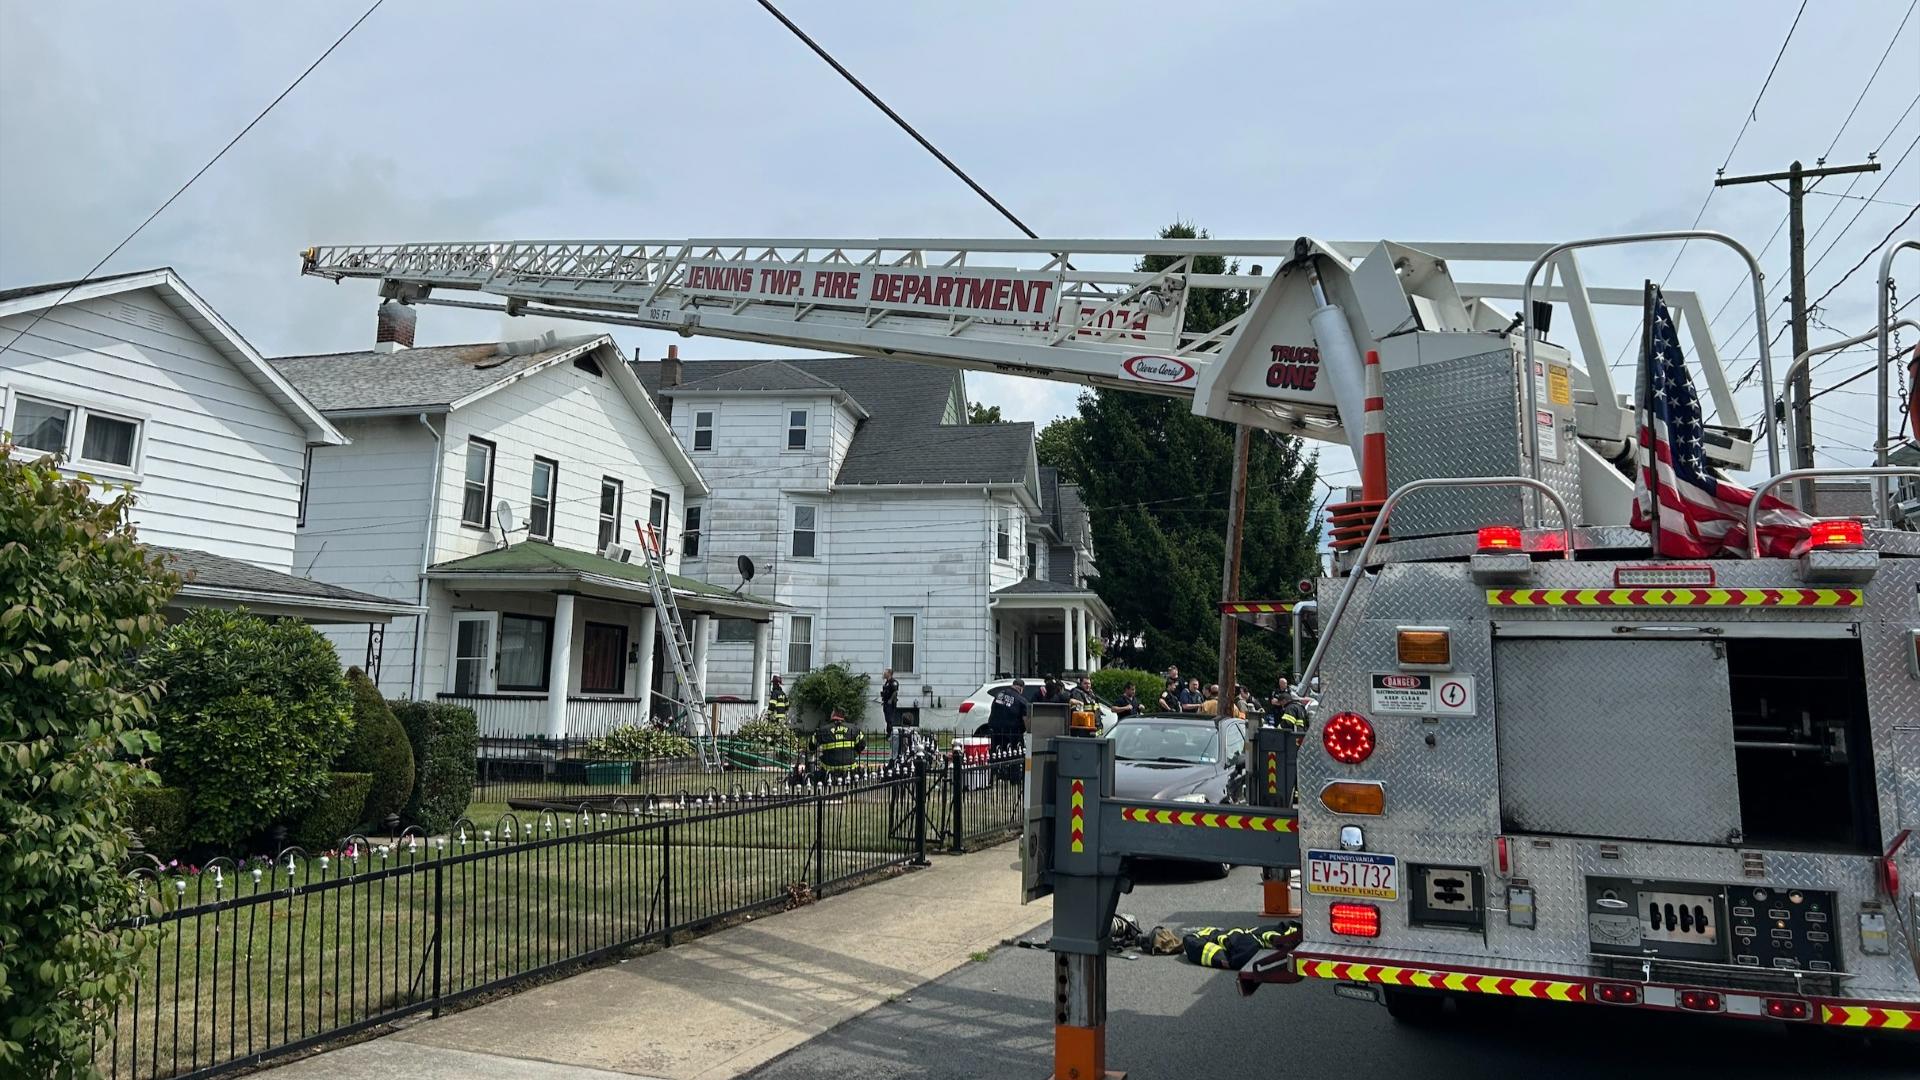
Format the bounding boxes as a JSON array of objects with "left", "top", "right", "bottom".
[
  {"left": 1810, "top": 519, "right": 1865, "bottom": 549},
  {"left": 1477, "top": 525, "right": 1523, "bottom": 552},
  {"left": 1328, "top": 902, "right": 1380, "bottom": 938},
  {"left": 1679, "top": 989, "right": 1722, "bottom": 1012},
  {"left": 1594, "top": 983, "right": 1640, "bottom": 1005},
  {"left": 1321, "top": 712, "right": 1376, "bottom": 765},
  {"left": 958, "top": 701, "right": 974, "bottom": 713},
  {"left": 1881, "top": 856, "right": 1900, "bottom": 898},
  {"left": 1495, "top": 835, "right": 1510, "bottom": 876},
  {"left": 1765, "top": 998, "right": 1810, "bottom": 1021}
]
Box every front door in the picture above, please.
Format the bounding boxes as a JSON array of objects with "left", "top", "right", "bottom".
[{"left": 450, "top": 613, "right": 497, "bottom": 694}]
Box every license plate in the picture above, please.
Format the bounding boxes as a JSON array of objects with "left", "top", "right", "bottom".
[{"left": 1307, "top": 849, "right": 1399, "bottom": 900}]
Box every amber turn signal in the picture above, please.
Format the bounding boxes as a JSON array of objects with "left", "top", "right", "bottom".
[
  {"left": 1320, "top": 781, "right": 1385, "bottom": 815},
  {"left": 1396, "top": 627, "right": 1451, "bottom": 666},
  {"left": 1070, "top": 708, "right": 1099, "bottom": 733}
]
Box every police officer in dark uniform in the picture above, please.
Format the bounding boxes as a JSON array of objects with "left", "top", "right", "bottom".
[
  {"left": 812, "top": 708, "right": 861, "bottom": 781},
  {"left": 985, "top": 678, "right": 1030, "bottom": 755},
  {"left": 880, "top": 667, "right": 901, "bottom": 730},
  {"left": 768, "top": 675, "right": 790, "bottom": 725}
]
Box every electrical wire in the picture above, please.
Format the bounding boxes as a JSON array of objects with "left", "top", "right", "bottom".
[{"left": 0, "top": 1, "right": 385, "bottom": 356}]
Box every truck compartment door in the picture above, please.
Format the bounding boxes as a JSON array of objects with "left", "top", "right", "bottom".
[{"left": 1493, "top": 637, "right": 1741, "bottom": 844}]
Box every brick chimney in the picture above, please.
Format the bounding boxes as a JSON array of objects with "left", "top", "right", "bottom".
[
  {"left": 374, "top": 301, "right": 415, "bottom": 353},
  {"left": 657, "top": 343, "right": 682, "bottom": 420}
]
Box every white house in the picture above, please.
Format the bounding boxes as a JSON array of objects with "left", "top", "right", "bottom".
[
  {"left": 0, "top": 269, "right": 418, "bottom": 641},
  {"left": 630, "top": 352, "right": 1111, "bottom": 729},
  {"left": 274, "top": 315, "right": 779, "bottom": 738}
]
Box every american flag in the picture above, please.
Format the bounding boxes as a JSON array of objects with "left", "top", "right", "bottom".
[{"left": 1629, "top": 286, "right": 1811, "bottom": 558}]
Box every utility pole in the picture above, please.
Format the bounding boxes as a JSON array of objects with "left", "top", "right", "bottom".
[
  {"left": 1716, "top": 158, "right": 1879, "bottom": 508},
  {"left": 1217, "top": 424, "right": 1251, "bottom": 719}
]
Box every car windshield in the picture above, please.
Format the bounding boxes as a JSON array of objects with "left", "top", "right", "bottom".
[{"left": 1106, "top": 720, "right": 1219, "bottom": 764}]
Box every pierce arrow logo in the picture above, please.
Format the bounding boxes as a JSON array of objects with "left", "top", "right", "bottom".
[{"left": 1121, "top": 355, "right": 1197, "bottom": 384}]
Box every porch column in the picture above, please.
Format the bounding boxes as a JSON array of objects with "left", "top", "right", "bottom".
[
  {"left": 548, "top": 592, "right": 576, "bottom": 739},
  {"left": 691, "top": 615, "right": 711, "bottom": 696},
  {"left": 1075, "top": 607, "right": 1089, "bottom": 672},
  {"left": 636, "top": 606, "right": 658, "bottom": 719},
  {"left": 752, "top": 620, "right": 771, "bottom": 711}
]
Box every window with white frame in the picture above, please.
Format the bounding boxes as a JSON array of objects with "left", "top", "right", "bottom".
[
  {"left": 648, "top": 490, "right": 670, "bottom": 552},
  {"left": 786, "top": 407, "right": 808, "bottom": 450},
  {"left": 298, "top": 446, "right": 314, "bottom": 528},
  {"left": 1026, "top": 541, "right": 1037, "bottom": 579},
  {"left": 598, "top": 477, "right": 623, "bottom": 551},
  {"left": 792, "top": 504, "right": 817, "bottom": 558},
  {"left": 529, "top": 456, "right": 558, "bottom": 541},
  {"left": 996, "top": 508, "right": 1011, "bottom": 561},
  {"left": 692, "top": 409, "right": 715, "bottom": 451},
  {"left": 7, "top": 394, "right": 143, "bottom": 471},
  {"left": 450, "top": 613, "right": 496, "bottom": 694},
  {"left": 684, "top": 504, "right": 703, "bottom": 558},
  {"left": 461, "top": 438, "right": 495, "bottom": 527},
  {"left": 787, "top": 614, "right": 814, "bottom": 674},
  {"left": 497, "top": 613, "right": 553, "bottom": 691},
  {"left": 890, "top": 614, "right": 917, "bottom": 675}
]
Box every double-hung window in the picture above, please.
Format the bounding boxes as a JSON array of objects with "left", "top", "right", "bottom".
[
  {"left": 7, "top": 394, "right": 143, "bottom": 472},
  {"left": 996, "top": 509, "right": 1011, "bottom": 561},
  {"left": 497, "top": 613, "right": 553, "bottom": 691},
  {"left": 529, "top": 457, "right": 558, "bottom": 541},
  {"left": 787, "top": 614, "right": 814, "bottom": 674},
  {"left": 598, "top": 477, "right": 623, "bottom": 551},
  {"left": 890, "top": 614, "right": 917, "bottom": 675},
  {"left": 684, "top": 504, "right": 703, "bottom": 558},
  {"left": 692, "top": 409, "right": 715, "bottom": 451},
  {"left": 792, "top": 504, "right": 817, "bottom": 558},
  {"left": 786, "top": 408, "right": 809, "bottom": 450},
  {"left": 462, "top": 438, "right": 496, "bottom": 528}
]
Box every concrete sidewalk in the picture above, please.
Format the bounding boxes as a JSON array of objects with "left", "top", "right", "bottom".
[{"left": 258, "top": 848, "right": 1043, "bottom": 1080}]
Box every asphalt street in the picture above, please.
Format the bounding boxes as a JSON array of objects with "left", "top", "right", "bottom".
[{"left": 746, "top": 862, "right": 1917, "bottom": 1079}]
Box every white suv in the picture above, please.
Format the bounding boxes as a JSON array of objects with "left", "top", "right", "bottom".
[{"left": 955, "top": 678, "right": 1119, "bottom": 732}]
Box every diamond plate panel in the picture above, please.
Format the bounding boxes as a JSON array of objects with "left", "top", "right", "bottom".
[
  {"left": 1494, "top": 638, "right": 1740, "bottom": 843},
  {"left": 1299, "top": 555, "right": 1919, "bottom": 1001}
]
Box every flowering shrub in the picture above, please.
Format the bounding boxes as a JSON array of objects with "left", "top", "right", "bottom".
[
  {"left": 732, "top": 717, "right": 799, "bottom": 752},
  {"left": 587, "top": 724, "right": 696, "bottom": 760}
]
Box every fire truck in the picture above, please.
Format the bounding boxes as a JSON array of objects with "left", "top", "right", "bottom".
[{"left": 302, "top": 230, "right": 1920, "bottom": 1074}]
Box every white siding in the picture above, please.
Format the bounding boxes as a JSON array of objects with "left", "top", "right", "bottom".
[
  {"left": 421, "top": 586, "right": 654, "bottom": 721},
  {"left": 0, "top": 289, "right": 307, "bottom": 569},
  {"left": 299, "top": 415, "right": 436, "bottom": 696}
]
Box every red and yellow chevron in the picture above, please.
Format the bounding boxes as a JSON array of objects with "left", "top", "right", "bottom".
[
  {"left": 1486, "top": 587, "right": 1861, "bottom": 608},
  {"left": 1219, "top": 601, "right": 1295, "bottom": 614},
  {"left": 1821, "top": 1004, "right": 1920, "bottom": 1029},
  {"left": 1265, "top": 752, "right": 1279, "bottom": 797},
  {"left": 1069, "top": 779, "right": 1085, "bottom": 854},
  {"left": 1297, "top": 959, "right": 1585, "bottom": 1002},
  {"left": 1119, "top": 806, "right": 1296, "bottom": 833}
]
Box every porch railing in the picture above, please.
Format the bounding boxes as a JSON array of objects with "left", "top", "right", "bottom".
[{"left": 438, "top": 694, "right": 765, "bottom": 739}]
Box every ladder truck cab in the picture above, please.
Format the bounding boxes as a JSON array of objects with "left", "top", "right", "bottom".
[{"left": 302, "top": 230, "right": 1920, "bottom": 1068}]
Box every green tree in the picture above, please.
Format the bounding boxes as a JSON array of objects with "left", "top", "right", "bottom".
[
  {"left": 968, "top": 401, "right": 1004, "bottom": 424},
  {"left": 0, "top": 444, "right": 175, "bottom": 1077},
  {"left": 1052, "top": 223, "right": 1321, "bottom": 684},
  {"left": 336, "top": 668, "right": 414, "bottom": 828}
]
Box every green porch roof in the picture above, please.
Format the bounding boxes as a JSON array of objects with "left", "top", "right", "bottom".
[{"left": 427, "top": 542, "right": 777, "bottom": 611}]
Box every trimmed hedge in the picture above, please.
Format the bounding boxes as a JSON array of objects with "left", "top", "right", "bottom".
[
  {"left": 290, "top": 772, "right": 373, "bottom": 851},
  {"left": 588, "top": 725, "right": 695, "bottom": 760},
  {"left": 732, "top": 717, "right": 799, "bottom": 752},
  {"left": 392, "top": 700, "right": 478, "bottom": 835},
  {"left": 1092, "top": 668, "right": 1164, "bottom": 711},
  {"left": 124, "top": 786, "right": 191, "bottom": 860},
  {"left": 337, "top": 668, "right": 414, "bottom": 828}
]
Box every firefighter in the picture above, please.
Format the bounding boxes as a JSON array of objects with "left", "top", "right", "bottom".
[
  {"left": 812, "top": 708, "right": 862, "bottom": 780},
  {"left": 1067, "top": 674, "right": 1096, "bottom": 706},
  {"left": 768, "top": 675, "right": 789, "bottom": 724}
]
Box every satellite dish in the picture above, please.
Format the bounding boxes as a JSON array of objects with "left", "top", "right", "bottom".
[
  {"left": 496, "top": 500, "right": 518, "bottom": 541},
  {"left": 737, "top": 555, "right": 756, "bottom": 583}
]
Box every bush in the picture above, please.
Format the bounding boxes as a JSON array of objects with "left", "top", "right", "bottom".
[
  {"left": 587, "top": 724, "right": 696, "bottom": 760},
  {"left": 141, "top": 609, "right": 354, "bottom": 848},
  {"left": 124, "top": 787, "right": 191, "bottom": 860},
  {"left": 732, "top": 717, "right": 799, "bottom": 752},
  {"left": 790, "top": 663, "right": 871, "bottom": 729},
  {"left": 336, "top": 668, "right": 414, "bottom": 828},
  {"left": 0, "top": 444, "right": 175, "bottom": 1077},
  {"left": 1092, "top": 668, "right": 1164, "bottom": 710},
  {"left": 392, "top": 700, "right": 478, "bottom": 835},
  {"left": 289, "top": 773, "right": 374, "bottom": 851}
]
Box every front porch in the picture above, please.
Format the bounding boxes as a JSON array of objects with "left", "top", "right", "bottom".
[
  {"left": 990, "top": 580, "right": 1113, "bottom": 676},
  {"left": 425, "top": 541, "right": 780, "bottom": 738}
]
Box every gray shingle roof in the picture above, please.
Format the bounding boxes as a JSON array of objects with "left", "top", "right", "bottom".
[
  {"left": 632, "top": 356, "right": 1034, "bottom": 486},
  {"left": 0, "top": 268, "right": 167, "bottom": 303},
  {"left": 664, "top": 360, "right": 844, "bottom": 397},
  {"left": 993, "top": 578, "right": 1098, "bottom": 597},
  {"left": 270, "top": 334, "right": 606, "bottom": 413},
  {"left": 156, "top": 546, "right": 405, "bottom": 607}
]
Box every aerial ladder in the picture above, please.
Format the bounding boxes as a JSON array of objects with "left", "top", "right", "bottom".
[{"left": 303, "top": 232, "right": 1920, "bottom": 1073}]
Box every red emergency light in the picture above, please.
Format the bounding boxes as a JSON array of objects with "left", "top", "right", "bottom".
[
  {"left": 1678, "top": 989, "right": 1723, "bottom": 1013},
  {"left": 1321, "top": 712, "right": 1376, "bottom": 765},
  {"left": 1593, "top": 983, "right": 1640, "bottom": 1006},
  {"left": 1764, "top": 998, "right": 1811, "bottom": 1021},
  {"left": 1810, "top": 519, "right": 1865, "bottom": 550},
  {"left": 1476, "top": 525, "right": 1523, "bottom": 552},
  {"left": 1328, "top": 902, "right": 1381, "bottom": 938}
]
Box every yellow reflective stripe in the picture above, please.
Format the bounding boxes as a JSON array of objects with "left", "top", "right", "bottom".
[{"left": 1200, "top": 942, "right": 1223, "bottom": 966}]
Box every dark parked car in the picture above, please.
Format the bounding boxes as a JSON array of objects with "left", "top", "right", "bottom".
[{"left": 1106, "top": 713, "right": 1250, "bottom": 804}]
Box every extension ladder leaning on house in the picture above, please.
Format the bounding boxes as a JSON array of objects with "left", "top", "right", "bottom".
[{"left": 637, "top": 522, "right": 720, "bottom": 771}]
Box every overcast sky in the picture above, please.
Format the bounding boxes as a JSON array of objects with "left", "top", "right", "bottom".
[{"left": 3, "top": 0, "right": 1916, "bottom": 493}]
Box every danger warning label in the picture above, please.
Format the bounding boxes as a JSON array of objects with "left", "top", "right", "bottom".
[{"left": 1369, "top": 673, "right": 1477, "bottom": 716}]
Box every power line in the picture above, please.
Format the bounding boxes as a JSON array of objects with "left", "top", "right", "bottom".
[
  {"left": 1806, "top": 200, "right": 1920, "bottom": 313},
  {"left": 0, "top": 1, "right": 384, "bottom": 356},
  {"left": 752, "top": 0, "right": 1040, "bottom": 241},
  {"left": 1819, "top": 0, "right": 1918, "bottom": 160}
]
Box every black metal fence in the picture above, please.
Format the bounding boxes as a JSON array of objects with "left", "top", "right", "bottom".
[{"left": 101, "top": 761, "right": 982, "bottom": 1080}]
